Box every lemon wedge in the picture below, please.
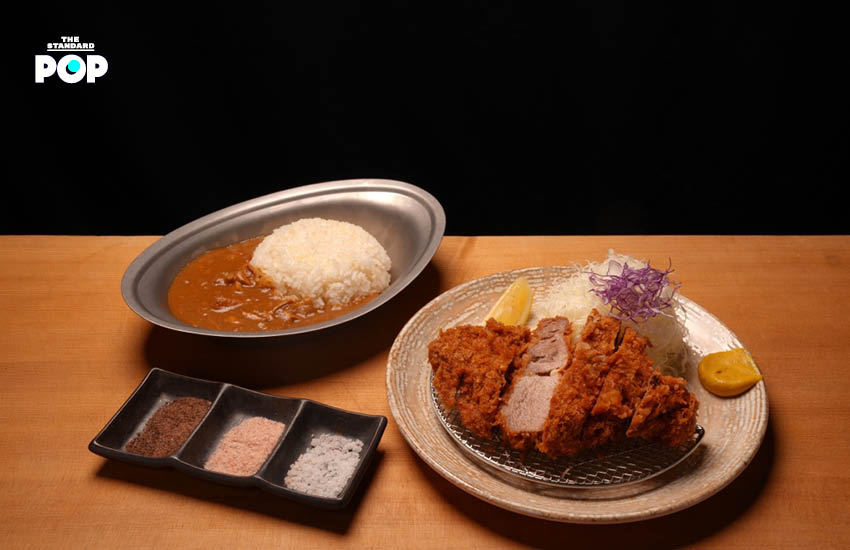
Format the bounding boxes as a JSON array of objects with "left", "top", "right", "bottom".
[
  {"left": 698, "top": 348, "right": 763, "bottom": 397},
  {"left": 485, "top": 277, "right": 533, "bottom": 326}
]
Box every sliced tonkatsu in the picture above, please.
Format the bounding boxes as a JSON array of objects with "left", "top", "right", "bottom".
[
  {"left": 498, "top": 317, "right": 572, "bottom": 450},
  {"left": 428, "top": 318, "right": 530, "bottom": 439},
  {"left": 581, "top": 327, "right": 656, "bottom": 449},
  {"left": 428, "top": 309, "right": 700, "bottom": 458},
  {"left": 537, "top": 310, "right": 622, "bottom": 457},
  {"left": 627, "top": 371, "right": 699, "bottom": 447}
]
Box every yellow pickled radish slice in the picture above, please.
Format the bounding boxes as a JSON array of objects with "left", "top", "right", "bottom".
[
  {"left": 698, "top": 348, "right": 764, "bottom": 397},
  {"left": 485, "top": 277, "right": 533, "bottom": 326}
]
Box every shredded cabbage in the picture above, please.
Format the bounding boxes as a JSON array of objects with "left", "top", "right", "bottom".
[{"left": 528, "top": 250, "right": 688, "bottom": 377}]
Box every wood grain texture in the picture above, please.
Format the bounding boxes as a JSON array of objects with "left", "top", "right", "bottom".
[{"left": 1, "top": 235, "right": 849, "bottom": 548}]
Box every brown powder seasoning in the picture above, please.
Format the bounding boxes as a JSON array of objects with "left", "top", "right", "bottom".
[{"left": 124, "top": 397, "right": 212, "bottom": 458}]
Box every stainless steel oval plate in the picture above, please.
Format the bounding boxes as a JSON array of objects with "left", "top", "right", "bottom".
[{"left": 121, "top": 179, "right": 445, "bottom": 337}]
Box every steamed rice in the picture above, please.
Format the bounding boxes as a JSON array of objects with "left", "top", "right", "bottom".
[
  {"left": 250, "top": 218, "right": 391, "bottom": 309},
  {"left": 528, "top": 250, "right": 688, "bottom": 377}
]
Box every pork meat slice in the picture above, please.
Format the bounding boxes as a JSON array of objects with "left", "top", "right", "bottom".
[
  {"left": 428, "top": 319, "right": 530, "bottom": 439},
  {"left": 581, "top": 327, "right": 655, "bottom": 449},
  {"left": 537, "top": 310, "right": 621, "bottom": 457}
]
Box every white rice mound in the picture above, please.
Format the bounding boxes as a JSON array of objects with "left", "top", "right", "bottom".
[
  {"left": 250, "top": 218, "right": 391, "bottom": 309},
  {"left": 528, "top": 250, "right": 688, "bottom": 377}
]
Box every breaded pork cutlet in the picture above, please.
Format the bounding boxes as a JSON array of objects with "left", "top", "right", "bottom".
[
  {"left": 581, "top": 327, "right": 655, "bottom": 449},
  {"left": 627, "top": 371, "right": 699, "bottom": 447},
  {"left": 498, "top": 317, "right": 572, "bottom": 450},
  {"left": 428, "top": 319, "right": 529, "bottom": 438},
  {"left": 429, "top": 310, "right": 700, "bottom": 457},
  {"left": 538, "top": 310, "right": 621, "bottom": 457}
]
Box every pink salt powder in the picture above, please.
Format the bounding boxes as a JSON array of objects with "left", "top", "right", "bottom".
[{"left": 204, "top": 416, "right": 286, "bottom": 476}]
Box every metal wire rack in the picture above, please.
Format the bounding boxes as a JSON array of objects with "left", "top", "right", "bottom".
[{"left": 432, "top": 382, "right": 704, "bottom": 489}]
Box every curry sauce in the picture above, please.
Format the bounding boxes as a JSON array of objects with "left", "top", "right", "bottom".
[{"left": 167, "top": 238, "right": 374, "bottom": 332}]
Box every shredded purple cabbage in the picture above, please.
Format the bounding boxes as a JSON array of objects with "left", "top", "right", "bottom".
[{"left": 588, "top": 259, "right": 681, "bottom": 322}]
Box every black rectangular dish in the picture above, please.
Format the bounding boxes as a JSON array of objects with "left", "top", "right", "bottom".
[{"left": 89, "top": 368, "right": 387, "bottom": 509}]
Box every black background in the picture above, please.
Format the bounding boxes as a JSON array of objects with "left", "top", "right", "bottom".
[{"left": 10, "top": 2, "right": 847, "bottom": 236}]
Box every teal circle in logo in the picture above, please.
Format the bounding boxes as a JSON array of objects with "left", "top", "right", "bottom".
[{"left": 68, "top": 59, "right": 81, "bottom": 73}]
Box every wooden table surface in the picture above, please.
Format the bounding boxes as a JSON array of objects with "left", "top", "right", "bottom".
[{"left": 1, "top": 235, "right": 849, "bottom": 549}]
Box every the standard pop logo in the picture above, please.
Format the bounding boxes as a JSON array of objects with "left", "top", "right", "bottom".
[{"left": 35, "top": 36, "right": 108, "bottom": 83}]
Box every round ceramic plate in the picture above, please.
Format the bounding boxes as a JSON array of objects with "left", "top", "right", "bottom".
[
  {"left": 121, "top": 179, "right": 445, "bottom": 338},
  {"left": 386, "top": 266, "right": 768, "bottom": 524}
]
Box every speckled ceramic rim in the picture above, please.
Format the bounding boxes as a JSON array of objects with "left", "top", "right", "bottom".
[{"left": 386, "top": 266, "right": 769, "bottom": 524}]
